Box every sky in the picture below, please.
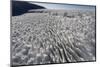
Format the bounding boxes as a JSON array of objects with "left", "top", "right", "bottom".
[
  {"left": 30, "top": 2, "right": 95, "bottom": 11},
  {"left": 12, "top": 0, "right": 96, "bottom": 11}
]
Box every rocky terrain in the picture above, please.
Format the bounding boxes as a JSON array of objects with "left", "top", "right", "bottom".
[{"left": 11, "top": 9, "right": 96, "bottom": 66}]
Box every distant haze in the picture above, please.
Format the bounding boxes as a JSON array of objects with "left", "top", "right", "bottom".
[{"left": 29, "top": 2, "right": 95, "bottom": 11}]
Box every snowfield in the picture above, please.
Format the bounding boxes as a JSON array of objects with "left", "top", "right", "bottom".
[{"left": 11, "top": 9, "right": 96, "bottom": 66}]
